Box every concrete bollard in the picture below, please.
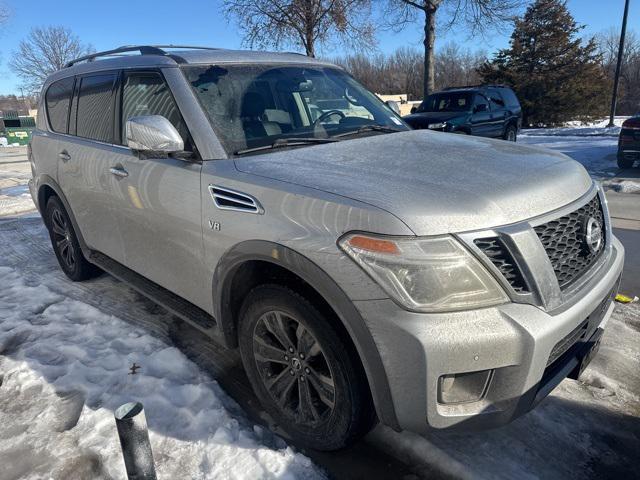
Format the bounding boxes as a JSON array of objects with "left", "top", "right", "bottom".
[{"left": 114, "top": 402, "right": 157, "bottom": 480}]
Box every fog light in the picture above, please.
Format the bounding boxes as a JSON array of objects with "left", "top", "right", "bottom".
[{"left": 438, "top": 370, "right": 493, "bottom": 404}]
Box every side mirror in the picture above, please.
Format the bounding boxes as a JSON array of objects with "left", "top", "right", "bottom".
[
  {"left": 386, "top": 100, "right": 401, "bottom": 115},
  {"left": 474, "top": 104, "right": 488, "bottom": 113},
  {"left": 410, "top": 106, "right": 417, "bottom": 114},
  {"left": 126, "top": 115, "right": 184, "bottom": 154}
]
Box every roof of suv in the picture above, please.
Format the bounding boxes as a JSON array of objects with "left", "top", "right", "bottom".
[
  {"left": 442, "top": 85, "right": 513, "bottom": 93},
  {"left": 44, "top": 45, "right": 334, "bottom": 87}
]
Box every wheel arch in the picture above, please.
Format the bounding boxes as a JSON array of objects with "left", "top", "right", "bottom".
[
  {"left": 36, "top": 175, "right": 89, "bottom": 253},
  {"left": 212, "top": 240, "right": 400, "bottom": 430}
]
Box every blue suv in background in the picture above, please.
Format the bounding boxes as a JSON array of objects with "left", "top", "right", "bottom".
[{"left": 403, "top": 85, "right": 522, "bottom": 141}]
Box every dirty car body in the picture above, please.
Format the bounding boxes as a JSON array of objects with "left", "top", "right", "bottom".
[{"left": 29, "top": 46, "right": 624, "bottom": 449}]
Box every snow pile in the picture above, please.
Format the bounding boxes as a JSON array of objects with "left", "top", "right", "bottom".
[
  {"left": 0, "top": 265, "right": 324, "bottom": 479},
  {"left": 604, "top": 180, "right": 640, "bottom": 194},
  {"left": 521, "top": 117, "right": 629, "bottom": 138},
  {"left": 372, "top": 301, "right": 640, "bottom": 480}
]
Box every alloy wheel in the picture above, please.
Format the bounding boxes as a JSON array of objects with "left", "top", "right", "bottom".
[
  {"left": 252, "top": 310, "right": 336, "bottom": 426},
  {"left": 50, "top": 208, "right": 76, "bottom": 271}
]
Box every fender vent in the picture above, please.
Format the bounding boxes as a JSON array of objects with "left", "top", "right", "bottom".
[{"left": 209, "top": 185, "right": 263, "bottom": 214}]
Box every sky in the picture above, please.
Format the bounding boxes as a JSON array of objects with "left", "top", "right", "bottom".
[{"left": 0, "top": 0, "right": 636, "bottom": 95}]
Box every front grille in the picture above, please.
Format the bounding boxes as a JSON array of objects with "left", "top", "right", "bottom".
[
  {"left": 474, "top": 238, "right": 529, "bottom": 293},
  {"left": 534, "top": 195, "right": 606, "bottom": 290}
]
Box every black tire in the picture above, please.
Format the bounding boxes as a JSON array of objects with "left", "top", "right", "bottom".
[
  {"left": 44, "top": 196, "right": 100, "bottom": 281},
  {"left": 503, "top": 125, "right": 517, "bottom": 142},
  {"left": 238, "top": 284, "right": 374, "bottom": 451},
  {"left": 617, "top": 154, "right": 635, "bottom": 169}
]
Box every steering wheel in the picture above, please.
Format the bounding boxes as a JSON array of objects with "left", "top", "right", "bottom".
[{"left": 312, "top": 109, "right": 346, "bottom": 127}]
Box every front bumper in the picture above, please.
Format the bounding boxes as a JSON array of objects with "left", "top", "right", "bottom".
[{"left": 354, "top": 235, "right": 624, "bottom": 433}]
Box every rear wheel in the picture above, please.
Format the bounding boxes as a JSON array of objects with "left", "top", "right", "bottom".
[
  {"left": 617, "top": 154, "right": 635, "bottom": 169},
  {"left": 504, "top": 125, "right": 517, "bottom": 142},
  {"left": 44, "top": 196, "right": 100, "bottom": 281},
  {"left": 238, "top": 284, "right": 374, "bottom": 450}
]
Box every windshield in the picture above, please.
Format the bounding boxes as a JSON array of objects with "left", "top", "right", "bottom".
[
  {"left": 417, "top": 92, "right": 473, "bottom": 113},
  {"left": 182, "top": 64, "right": 408, "bottom": 155}
]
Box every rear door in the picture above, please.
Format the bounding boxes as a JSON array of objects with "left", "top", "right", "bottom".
[
  {"left": 58, "top": 71, "right": 127, "bottom": 262},
  {"left": 487, "top": 88, "right": 507, "bottom": 137},
  {"left": 107, "top": 70, "right": 209, "bottom": 310},
  {"left": 470, "top": 93, "right": 492, "bottom": 137}
]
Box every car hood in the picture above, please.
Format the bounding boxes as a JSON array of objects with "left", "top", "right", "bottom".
[
  {"left": 403, "top": 111, "right": 464, "bottom": 126},
  {"left": 234, "top": 130, "right": 593, "bottom": 235}
]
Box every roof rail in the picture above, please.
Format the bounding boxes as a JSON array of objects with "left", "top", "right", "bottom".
[
  {"left": 443, "top": 84, "right": 509, "bottom": 90},
  {"left": 64, "top": 45, "right": 218, "bottom": 68}
]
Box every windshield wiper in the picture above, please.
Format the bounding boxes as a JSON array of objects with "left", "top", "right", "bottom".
[
  {"left": 234, "top": 137, "right": 339, "bottom": 156},
  {"left": 333, "top": 125, "right": 404, "bottom": 138}
]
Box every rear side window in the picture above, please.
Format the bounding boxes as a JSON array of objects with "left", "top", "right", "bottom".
[
  {"left": 487, "top": 89, "right": 505, "bottom": 110},
  {"left": 76, "top": 73, "right": 117, "bottom": 143},
  {"left": 500, "top": 89, "right": 520, "bottom": 108},
  {"left": 45, "top": 77, "right": 74, "bottom": 133},
  {"left": 120, "top": 72, "right": 190, "bottom": 148}
]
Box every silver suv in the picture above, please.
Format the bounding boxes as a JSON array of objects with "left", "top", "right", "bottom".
[{"left": 29, "top": 46, "right": 624, "bottom": 451}]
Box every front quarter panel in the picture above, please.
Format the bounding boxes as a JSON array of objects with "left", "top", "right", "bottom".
[{"left": 201, "top": 159, "right": 414, "bottom": 303}]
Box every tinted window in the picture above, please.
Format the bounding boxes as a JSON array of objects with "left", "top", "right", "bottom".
[
  {"left": 45, "top": 77, "right": 74, "bottom": 133},
  {"left": 474, "top": 94, "right": 489, "bottom": 110},
  {"left": 500, "top": 88, "right": 520, "bottom": 108},
  {"left": 120, "top": 72, "right": 190, "bottom": 148},
  {"left": 418, "top": 92, "right": 473, "bottom": 113},
  {"left": 76, "top": 73, "right": 117, "bottom": 143},
  {"left": 488, "top": 89, "right": 505, "bottom": 110}
]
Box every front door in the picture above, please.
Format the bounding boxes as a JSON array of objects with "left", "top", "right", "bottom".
[{"left": 108, "top": 70, "right": 210, "bottom": 311}]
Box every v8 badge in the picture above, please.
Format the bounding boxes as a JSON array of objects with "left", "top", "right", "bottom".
[{"left": 209, "top": 220, "right": 221, "bottom": 231}]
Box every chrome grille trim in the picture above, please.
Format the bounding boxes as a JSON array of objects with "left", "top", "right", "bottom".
[{"left": 457, "top": 184, "right": 612, "bottom": 312}]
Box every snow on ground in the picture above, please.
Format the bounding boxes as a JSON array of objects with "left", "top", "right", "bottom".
[
  {"left": 0, "top": 263, "right": 324, "bottom": 480},
  {"left": 521, "top": 117, "right": 629, "bottom": 138},
  {"left": 519, "top": 120, "right": 627, "bottom": 179},
  {"left": 0, "top": 148, "right": 36, "bottom": 216}
]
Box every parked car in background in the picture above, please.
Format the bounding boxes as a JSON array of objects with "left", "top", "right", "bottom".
[
  {"left": 30, "top": 46, "right": 623, "bottom": 452},
  {"left": 618, "top": 115, "right": 640, "bottom": 168},
  {"left": 403, "top": 85, "right": 522, "bottom": 141}
]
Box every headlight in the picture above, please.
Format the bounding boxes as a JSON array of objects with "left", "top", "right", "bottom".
[
  {"left": 427, "top": 122, "right": 446, "bottom": 130},
  {"left": 339, "top": 233, "right": 508, "bottom": 312}
]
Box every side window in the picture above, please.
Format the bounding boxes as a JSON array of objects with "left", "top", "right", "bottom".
[
  {"left": 488, "top": 89, "right": 506, "bottom": 110},
  {"left": 501, "top": 89, "right": 520, "bottom": 108},
  {"left": 45, "top": 77, "right": 74, "bottom": 133},
  {"left": 76, "top": 73, "right": 117, "bottom": 143},
  {"left": 474, "top": 94, "right": 489, "bottom": 111},
  {"left": 120, "top": 72, "right": 191, "bottom": 150}
]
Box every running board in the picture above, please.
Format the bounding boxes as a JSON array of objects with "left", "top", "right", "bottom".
[{"left": 89, "top": 251, "right": 218, "bottom": 335}]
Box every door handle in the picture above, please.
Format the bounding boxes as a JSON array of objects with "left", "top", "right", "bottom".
[
  {"left": 58, "top": 151, "right": 71, "bottom": 162},
  {"left": 109, "top": 166, "right": 129, "bottom": 178}
]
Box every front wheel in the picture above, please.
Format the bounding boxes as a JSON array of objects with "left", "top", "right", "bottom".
[{"left": 238, "top": 285, "right": 374, "bottom": 450}]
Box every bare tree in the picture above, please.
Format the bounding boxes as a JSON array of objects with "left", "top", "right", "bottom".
[
  {"left": 331, "top": 42, "right": 486, "bottom": 99},
  {"left": 221, "top": 0, "right": 375, "bottom": 58},
  {"left": 384, "top": 0, "right": 523, "bottom": 99},
  {"left": 597, "top": 28, "right": 640, "bottom": 115},
  {"left": 9, "top": 26, "right": 93, "bottom": 93}
]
